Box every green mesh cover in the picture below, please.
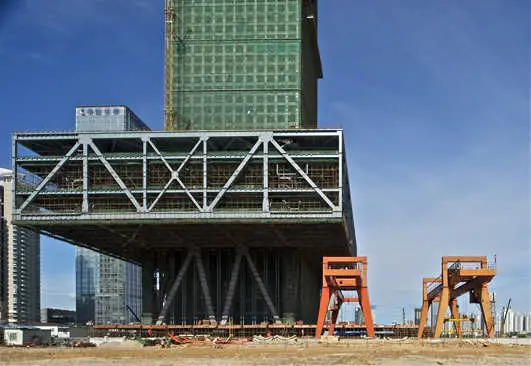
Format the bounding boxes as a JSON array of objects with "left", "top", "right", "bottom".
[{"left": 166, "top": 0, "right": 320, "bottom": 131}]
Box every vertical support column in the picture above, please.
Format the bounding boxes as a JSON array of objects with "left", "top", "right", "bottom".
[
  {"left": 141, "top": 261, "right": 157, "bottom": 324},
  {"left": 315, "top": 286, "right": 330, "bottom": 338},
  {"left": 168, "top": 251, "right": 176, "bottom": 323},
  {"left": 434, "top": 259, "right": 450, "bottom": 338},
  {"left": 418, "top": 301, "right": 430, "bottom": 338},
  {"left": 220, "top": 251, "right": 243, "bottom": 325},
  {"left": 449, "top": 297, "right": 462, "bottom": 338},
  {"left": 337, "top": 131, "right": 343, "bottom": 212},
  {"left": 216, "top": 249, "right": 222, "bottom": 321},
  {"left": 328, "top": 294, "right": 342, "bottom": 336},
  {"left": 194, "top": 249, "right": 216, "bottom": 324},
  {"left": 418, "top": 279, "right": 430, "bottom": 338},
  {"left": 263, "top": 137, "right": 269, "bottom": 212},
  {"left": 142, "top": 138, "right": 148, "bottom": 211},
  {"left": 82, "top": 142, "right": 89, "bottom": 213},
  {"left": 203, "top": 137, "right": 208, "bottom": 210},
  {"left": 358, "top": 287, "right": 375, "bottom": 338},
  {"left": 479, "top": 285, "right": 495, "bottom": 337},
  {"left": 434, "top": 289, "right": 449, "bottom": 337}
]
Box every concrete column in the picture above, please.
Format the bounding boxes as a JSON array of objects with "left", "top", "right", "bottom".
[{"left": 141, "top": 261, "right": 157, "bottom": 324}]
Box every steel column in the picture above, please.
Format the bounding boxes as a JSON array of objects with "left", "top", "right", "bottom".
[
  {"left": 193, "top": 249, "right": 216, "bottom": 324},
  {"left": 220, "top": 251, "right": 243, "bottom": 325},
  {"left": 82, "top": 142, "right": 89, "bottom": 213},
  {"left": 156, "top": 250, "right": 193, "bottom": 324},
  {"left": 18, "top": 141, "right": 81, "bottom": 212},
  {"left": 243, "top": 250, "right": 281, "bottom": 324}
]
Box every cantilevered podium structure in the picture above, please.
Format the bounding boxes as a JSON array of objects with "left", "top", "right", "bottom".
[
  {"left": 12, "top": 0, "right": 357, "bottom": 325},
  {"left": 12, "top": 128, "right": 355, "bottom": 324}
]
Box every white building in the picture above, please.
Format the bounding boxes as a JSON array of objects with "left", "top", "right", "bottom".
[
  {"left": 0, "top": 169, "right": 41, "bottom": 323},
  {"left": 0, "top": 168, "right": 7, "bottom": 322}
]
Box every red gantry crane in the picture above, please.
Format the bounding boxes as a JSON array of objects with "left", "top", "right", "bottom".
[
  {"left": 418, "top": 256, "right": 496, "bottom": 338},
  {"left": 316, "top": 257, "right": 375, "bottom": 338}
]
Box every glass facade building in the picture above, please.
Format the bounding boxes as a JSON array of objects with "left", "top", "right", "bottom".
[
  {"left": 164, "top": 0, "right": 322, "bottom": 131},
  {"left": 76, "top": 248, "right": 142, "bottom": 324},
  {"left": 75, "top": 248, "right": 99, "bottom": 324}
]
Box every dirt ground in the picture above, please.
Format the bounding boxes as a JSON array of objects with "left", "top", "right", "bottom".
[{"left": 1, "top": 339, "right": 530, "bottom": 366}]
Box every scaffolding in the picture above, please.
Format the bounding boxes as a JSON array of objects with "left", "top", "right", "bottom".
[{"left": 163, "top": 0, "right": 321, "bottom": 131}]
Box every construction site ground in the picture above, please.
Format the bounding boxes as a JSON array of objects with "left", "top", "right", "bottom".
[{"left": 1, "top": 339, "right": 530, "bottom": 365}]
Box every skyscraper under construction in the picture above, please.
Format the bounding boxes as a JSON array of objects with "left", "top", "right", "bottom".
[
  {"left": 164, "top": 0, "right": 321, "bottom": 131},
  {"left": 12, "top": 0, "right": 355, "bottom": 326}
]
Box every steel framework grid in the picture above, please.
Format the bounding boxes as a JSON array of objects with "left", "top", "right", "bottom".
[{"left": 12, "top": 129, "right": 356, "bottom": 324}]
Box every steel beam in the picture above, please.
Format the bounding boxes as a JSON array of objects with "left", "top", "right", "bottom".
[
  {"left": 220, "top": 251, "right": 243, "bottom": 325},
  {"left": 207, "top": 138, "right": 263, "bottom": 211},
  {"left": 147, "top": 138, "right": 203, "bottom": 211},
  {"left": 142, "top": 139, "right": 148, "bottom": 210},
  {"left": 194, "top": 249, "right": 216, "bottom": 323},
  {"left": 18, "top": 141, "right": 81, "bottom": 212},
  {"left": 270, "top": 139, "right": 338, "bottom": 211},
  {"left": 82, "top": 142, "right": 89, "bottom": 213},
  {"left": 88, "top": 140, "right": 143, "bottom": 212}
]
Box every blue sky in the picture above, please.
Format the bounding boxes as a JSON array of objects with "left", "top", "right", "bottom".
[{"left": 0, "top": 1, "right": 529, "bottom": 323}]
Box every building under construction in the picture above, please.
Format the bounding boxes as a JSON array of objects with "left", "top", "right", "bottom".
[{"left": 11, "top": 0, "right": 357, "bottom": 326}]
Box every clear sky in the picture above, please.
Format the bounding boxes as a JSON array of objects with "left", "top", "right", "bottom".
[{"left": 0, "top": 1, "right": 529, "bottom": 323}]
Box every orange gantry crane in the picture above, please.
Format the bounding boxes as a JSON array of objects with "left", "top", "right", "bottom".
[
  {"left": 418, "top": 256, "right": 496, "bottom": 338},
  {"left": 316, "top": 256, "right": 375, "bottom": 338}
]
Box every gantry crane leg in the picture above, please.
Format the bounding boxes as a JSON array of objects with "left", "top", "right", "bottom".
[
  {"left": 434, "top": 287, "right": 450, "bottom": 338},
  {"left": 328, "top": 294, "right": 341, "bottom": 336},
  {"left": 449, "top": 298, "right": 462, "bottom": 338},
  {"left": 417, "top": 300, "right": 430, "bottom": 338},
  {"left": 479, "top": 285, "right": 495, "bottom": 337},
  {"left": 315, "top": 286, "right": 331, "bottom": 337},
  {"left": 358, "top": 286, "right": 375, "bottom": 338}
]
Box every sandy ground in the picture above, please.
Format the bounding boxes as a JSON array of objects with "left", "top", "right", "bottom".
[{"left": 1, "top": 339, "right": 530, "bottom": 366}]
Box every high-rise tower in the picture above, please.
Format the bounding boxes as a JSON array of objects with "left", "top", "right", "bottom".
[
  {"left": 164, "top": 0, "right": 321, "bottom": 131},
  {"left": 76, "top": 247, "right": 142, "bottom": 325},
  {"left": 0, "top": 169, "right": 40, "bottom": 324}
]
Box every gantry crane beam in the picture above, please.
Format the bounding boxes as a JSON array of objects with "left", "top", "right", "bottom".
[
  {"left": 418, "top": 256, "right": 496, "bottom": 339},
  {"left": 316, "top": 256, "right": 375, "bottom": 338}
]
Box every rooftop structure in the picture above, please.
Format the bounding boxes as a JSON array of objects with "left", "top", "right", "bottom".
[
  {"left": 76, "top": 106, "right": 150, "bottom": 133},
  {"left": 164, "top": 0, "right": 322, "bottom": 131}
]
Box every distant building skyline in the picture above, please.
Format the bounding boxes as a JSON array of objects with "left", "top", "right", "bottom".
[
  {"left": 76, "top": 247, "right": 142, "bottom": 325},
  {"left": 1, "top": 168, "right": 41, "bottom": 323}
]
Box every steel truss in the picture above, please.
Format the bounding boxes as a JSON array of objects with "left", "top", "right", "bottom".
[
  {"left": 13, "top": 130, "right": 349, "bottom": 222},
  {"left": 13, "top": 130, "right": 356, "bottom": 325}
]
